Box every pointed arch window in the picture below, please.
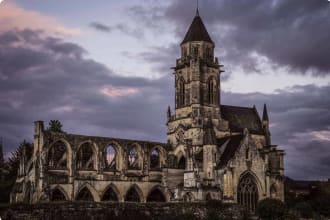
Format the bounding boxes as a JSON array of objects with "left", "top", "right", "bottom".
[
  {"left": 150, "top": 148, "right": 160, "bottom": 169},
  {"left": 76, "top": 142, "right": 94, "bottom": 170},
  {"left": 125, "top": 187, "right": 141, "bottom": 202},
  {"left": 178, "top": 79, "right": 185, "bottom": 107},
  {"left": 104, "top": 145, "right": 116, "bottom": 170},
  {"left": 51, "top": 188, "right": 66, "bottom": 201},
  {"left": 237, "top": 174, "right": 259, "bottom": 212},
  {"left": 48, "top": 141, "right": 67, "bottom": 169},
  {"left": 177, "top": 156, "right": 186, "bottom": 169},
  {"left": 128, "top": 146, "right": 140, "bottom": 169},
  {"left": 208, "top": 78, "right": 216, "bottom": 105},
  {"left": 102, "top": 186, "right": 118, "bottom": 202},
  {"left": 147, "top": 188, "right": 166, "bottom": 202},
  {"left": 76, "top": 187, "right": 94, "bottom": 201}
]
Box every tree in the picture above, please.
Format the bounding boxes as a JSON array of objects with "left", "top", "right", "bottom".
[
  {"left": 7, "top": 140, "right": 33, "bottom": 179},
  {"left": 47, "top": 120, "right": 64, "bottom": 133},
  {"left": 257, "top": 198, "right": 286, "bottom": 220},
  {"left": 0, "top": 140, "right": 33, "bottom": 203}
]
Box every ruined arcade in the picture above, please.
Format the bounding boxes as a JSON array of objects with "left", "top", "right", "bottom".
[{"left": 11, "top": 9, "right": 285, "bottom": 212}]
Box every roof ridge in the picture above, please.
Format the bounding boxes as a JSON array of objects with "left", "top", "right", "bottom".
[{"left": 221, "top": 104, "right": 254, "bottom": 110}]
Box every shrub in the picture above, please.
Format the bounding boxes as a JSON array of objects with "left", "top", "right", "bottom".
[
  {"left": 257, "top": 198, "right": 286, "bottom": 220},
  {"left": 293, "top": 202, "right": 314, "bottom": 219}
]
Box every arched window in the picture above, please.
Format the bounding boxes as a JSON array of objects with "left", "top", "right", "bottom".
[
  {"left": 178, "top": 156, "right": 186, "bottom": 169},
  {"left": 205, "top": 193, "right": 212, "bottom": 201},
  {"left": 147, "top": 188, "right": 166, "bottom": 202},
  {"left": 125, "top": 187, "right": 141, "bottom": 202},
  {"left": 48, "top": 140, "right": 67, "bottom": 169},
  {"left": 128, "top": 146, "right": 139, "bottom": 169},
  {"left": 237, "top": 174, "right": 259, "bottom": 212},
  {"left": 104, "top": 145, "right": 116, "bottom": 170},
  {"left": 102, "top": 186, "right": 118, "bottom": 202},
  {"left": 178, "top": 79, "right": 185, "bottom": 107},
  {"left": 208, "top": 78, "right": 216, "bottom": 104},
  {"left": 51, "top": 188, "right": 66, "bottom": 201},
  {"left": 76, "top": 187, "right": 94, "bottom": 201},
  {"left": 150, "top": 148, "right": 160, "bottom": 169},
  {"left": 76, "top": 142, "right": 94, "bottom": 170},
  {"left": 193, "top": 46, "right": 199, "bottom": 59},
  {"left": 270, "top": 185, "right": 277, "bottom": 199},
  {"left": 183, "top": 192, "right": 194, "bottom": 202}
]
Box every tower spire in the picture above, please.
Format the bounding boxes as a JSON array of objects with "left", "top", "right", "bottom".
[{"left": 196, "top": 0, "right": 199, "bottom": 16}]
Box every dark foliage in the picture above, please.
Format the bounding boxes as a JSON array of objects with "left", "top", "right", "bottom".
[
  {"left": 47, "top": 119, "right": 64, "bottom": 133},
  {"left": 257, "top": 198, "right": 286, "bottom": 220},
  {"left": 0, "top": 140, "right": 33, "bottom": 203}
]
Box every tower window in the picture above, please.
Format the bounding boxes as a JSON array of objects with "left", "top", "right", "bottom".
[
  {"left": 178, "top": 79, "right": 185, "bottom": 107},
  {"left": 208, "top": 78, "right": 215, "bottom": 104},
  {"left": 193, "top": 47, "right": 199, "bottom": 59}
]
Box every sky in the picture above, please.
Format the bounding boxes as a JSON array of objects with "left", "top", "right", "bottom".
[{"left": 0, "top": 0, "right": 329, "bottom": 180}]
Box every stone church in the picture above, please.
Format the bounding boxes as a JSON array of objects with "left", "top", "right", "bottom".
[{"left": 11, "top": 9, "right": 284, "bottom": 212}]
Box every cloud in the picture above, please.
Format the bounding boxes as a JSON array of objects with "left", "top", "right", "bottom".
[
  {"left": 0, "top": 29, "right": 172, "bottom": 157},
  {"left": 89, "top": 21, "right": 144, "bottom": 39},
  {"left": 128, "top": 0, "right": 330, "bottom": 75},
  {"left": 100, "top": 86, "right": 139, "bottom": 97},
  {"left": 0, "top": 1, "right": 80, "bottom": 36},
  {"left": 90, "top": 22, "right": 112, "bottom": 33}
]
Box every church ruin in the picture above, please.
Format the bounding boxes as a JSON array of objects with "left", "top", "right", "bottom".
[{"left": 11, "top": 9, "right": 284, "bottom": 212}]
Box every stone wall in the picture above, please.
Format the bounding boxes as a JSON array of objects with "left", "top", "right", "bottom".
[{"left": 3, "top": 202, "right": 247, "bottom": 220}]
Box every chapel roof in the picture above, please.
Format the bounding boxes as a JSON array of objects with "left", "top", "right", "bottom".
[
  {"left": 220, "top": 105, "right": 264, "bottom": 134},
  {"left": 181, "top": 14, "right": 214, "bottom": 45},
  {"left": 217, "top": 135, "right": 244, "bottom": 168}
]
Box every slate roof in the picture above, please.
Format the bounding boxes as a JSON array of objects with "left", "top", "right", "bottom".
[
  {"left": 217, "top": 135, "right": 244, "bottom": 168},
  {"left": 221, "top": 105, "right": 264, "bottom": 134},
  {"left": 181, "top": 15, "right": 214, "bottom": 45}
]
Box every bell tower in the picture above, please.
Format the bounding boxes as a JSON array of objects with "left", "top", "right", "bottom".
[{"left": 167, "top": 9, "right": 228, "bottom": 180}]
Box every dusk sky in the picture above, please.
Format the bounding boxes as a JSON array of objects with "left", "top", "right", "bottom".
[{"left": 0, "top": 0, "right": 330, "bottom": 180}]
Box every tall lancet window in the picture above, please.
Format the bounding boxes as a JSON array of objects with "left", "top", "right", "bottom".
[
  {"left": 178, "top": 78, "right": 185, "bottom": 107},
  {"left": 208, "top": 78, "right": 215, "bottom": 104}
]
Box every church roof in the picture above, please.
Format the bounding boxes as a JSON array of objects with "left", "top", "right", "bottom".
[
  {"left": 221, "top": 105, "right": 264, "bottom": 134},
  {"left": 217, "top": 135, "right": 244, "bottom": 168},
  {"left": 181, "top": 14, "right": 214, "bottom": 45}
]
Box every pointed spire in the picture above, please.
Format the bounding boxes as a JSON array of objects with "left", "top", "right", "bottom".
[
  {"left": 167, "top": 105, "right": 172, "bottom": 119},
  {"left": 196, "top": 0, "right": 199, "bottom": 16},
  {"left": 181, "top": 7, "right": 214, "bottom": 45},
  {"left": 262, "top": 103, "right": 269, "bottom": 121}
]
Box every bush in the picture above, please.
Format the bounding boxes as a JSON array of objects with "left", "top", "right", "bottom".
[
  {"left": 257, "top": 198, "right": 286, "bottom": 220},
  {"left": 293, "top": 202, "right": 314, "bottom": 219}
]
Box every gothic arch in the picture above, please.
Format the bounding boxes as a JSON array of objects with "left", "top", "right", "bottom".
[
  {"left": 127, "top": 143, "right": 143, "bottom": 170},
  {"left": 237, "top": 172, "right": 259, "bottom": 212},
  {"left": 124, "top": 184, "right": 144, "bottom": 202},
  {"left": 75, "top": 183, "right": 100, "bottom": 202},
  {"left": 47, "top": 139, "right": 72, "bottom": 173},
  {"left": 50, "top": 186, "right": 68, "bottom": 201},
  {"left": 150, "top": 145, "right": 166, "bottom": 169},
  {"left": 104, "top": 141, "right": 123, "bottom": 171},
  {"left": 177, "top": 77, "right": 185, "bottom": 107},
  {"left": 146, "top": 185, "right": 167, "bottom": 202},
  {"left": 183, "top": 192, "right": 194, "bottom": 202},
  {"left": 270, "top": 184, "right": 277, "bottom": 199},
  {"left": 76, "top": 141, "right": 98, "bottom": 170},
  {"left": 101, "top": 184, "right": 120, "bottom": 202},
  {"left": 207, "top": 76, "right": 217, "bottom": 105}
]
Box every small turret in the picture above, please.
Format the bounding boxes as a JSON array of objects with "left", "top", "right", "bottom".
[
  {"left": 262, "top": 103, "right": 269, "bottom": 129},
  {"left": 167, "top": 106, "right": 172, "bottom": 120},
  {"left": 262, "top": 103, "right": 271, "bottom": 144}
]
